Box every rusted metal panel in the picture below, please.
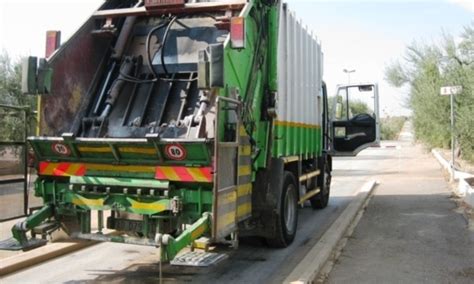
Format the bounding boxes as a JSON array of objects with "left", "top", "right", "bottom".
[{"left": 39, "top": 19, "right": 113, "bottom": 136}]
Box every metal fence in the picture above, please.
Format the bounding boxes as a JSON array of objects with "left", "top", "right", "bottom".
[{"left": 0, "top": 104, "right": 39, "bottom": 221}]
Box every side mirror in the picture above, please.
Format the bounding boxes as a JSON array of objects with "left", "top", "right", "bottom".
[
  {"left": 22, "top": 57, "right": 37, "bottom": 94},
  {"left": 358, "top": 85, "right": 373, "bottom": 92},
  {"left": 21, "top": 56, "right": 52, "bottom": 95},
  {"left": 37, "top": 58, "right": 53, "bottom": 94},
  {"left": 198, "top": 44, "right": 224, "bottom": 89}
]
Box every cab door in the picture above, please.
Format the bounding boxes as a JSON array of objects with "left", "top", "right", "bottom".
[{"left": 330, "top": 83, "right": 380, "bottom": 156}]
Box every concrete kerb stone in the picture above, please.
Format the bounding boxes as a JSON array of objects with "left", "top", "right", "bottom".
[
  {"left": 0, "top": 240, "right": 97, "bottom": 276},
  {"left": 432, "top": 149, "right": 474, "bottom": 208},
  {"left": 283, "top": 180, "right": 377, "bottom": 284}
]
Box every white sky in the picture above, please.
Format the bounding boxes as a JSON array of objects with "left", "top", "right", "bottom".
[{"left": 1, "top": 0, "right": 472, "bottom": 117}]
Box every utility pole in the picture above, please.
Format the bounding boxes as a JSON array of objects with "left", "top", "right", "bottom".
[
  {"left": 343, "top": 69, "right": 355, "bottom": 85},
  {"left": 440, "top": 85, "right": 462, "bottom": 181}
]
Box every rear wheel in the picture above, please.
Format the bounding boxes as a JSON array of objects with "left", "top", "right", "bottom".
[
  {"left": 266, "top": 171, "right": 298, "bottom": 248},
  {"left": 310, "top": 157, "right": 331, "bottom": 209}
]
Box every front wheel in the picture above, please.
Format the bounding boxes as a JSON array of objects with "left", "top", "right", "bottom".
[{"left": 266, "top": 171, "right": 298, "bottom": 248}]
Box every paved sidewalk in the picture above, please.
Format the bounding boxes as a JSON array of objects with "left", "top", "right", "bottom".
[{"left": 326, "top": 122, "right": 474, "bottom": 283}]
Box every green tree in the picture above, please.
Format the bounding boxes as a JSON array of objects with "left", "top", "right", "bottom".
[
  {"left": 0, "top": 50, "right": 37, "bottom": 142},
  {"left": 385, "top": 23, "right": 474, "bottom": 162},
  {"left": 350, "top": 100, "right": 370, "bottom": 116}
]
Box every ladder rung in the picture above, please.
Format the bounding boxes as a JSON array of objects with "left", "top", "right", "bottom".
[
  {"left": 298, "top": 188, "right": 321, "bottom": 205},
  {"left": 299, "top": 170, "right": 320, "bottom": 182}
]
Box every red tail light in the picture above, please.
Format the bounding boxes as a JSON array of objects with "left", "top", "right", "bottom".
[
  {"left": 230, "top": 17, "right": 245, "bottom": 49},
  {"left": 45, "top": 31, "right": 60, "bottom": 58}
]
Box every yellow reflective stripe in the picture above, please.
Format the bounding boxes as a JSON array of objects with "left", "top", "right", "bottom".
[
  {"left": 237, "top": 203, "right": 252, "bottom": 218},
  {"left": 274, "top": 120, "right": 321, "bottom": 129},
  {"left": 219, "top": 191, "right": 237, "bottom": 206},
  {"left": 72, "top": 196, "right": 104, "bottom": 207},
  {"left": 36, "top": 96, "right": 41, "bottom": 135},
  {"left": 237, "top": 183, "right": 252, "bottom": 197},
  {"left": 217, "top": 211, "right": 235, "bottom": 231},
  {"left": 187, "top": 167, "right": 208, "bottom": 182},
  {"left": 77, "top": 146, "right": 110, "bottom": 153},
  {"left": 128, "top": 199, "right": 168, "bottom": 212},
  {"left": 41, "top": 163, "right": 57, "bottom": 175},
  {"left": 41, "top": 163, "right": 157, "bottom": 176},
  {"left": 118, "top": 147, "right": 157, "bottom": 155},
  {"left": 239, "top": 165, "right": 251, "bottom": 177},
  {"left": 240, "top": 145, "right": 251, "bottom": 156},
  {"left": 67, "top": 164, "right": 83, "bottom": 176},
  {"left": 86, "top": 164, "right": 156, "bottom": 173},
  {"left": 78, "top": 146, "right": 157, "bottom": 155},
  {"left": 160, "top": 167, "right": 180, "bottom": 181},
  {"left": 239, "top": 126, "right": 247, "bottom": 137},
  {"left": 191, "top": 223, "right": 208, "bottom": 240}
]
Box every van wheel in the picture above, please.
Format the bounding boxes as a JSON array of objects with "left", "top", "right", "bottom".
[
  {"left": 266, "top": 171, "right": 298, "bottom": 248},
  {"left": 310, "top": 158, "right": 331, "bottom": 209}
]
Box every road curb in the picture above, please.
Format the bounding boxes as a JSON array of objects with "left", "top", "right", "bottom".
[
  {"left": 431, "top": 149, "right": 473, "bottom": 181},
  {"left": 432, "top": 149, "right": 474, "bottom": 208},
  {"left": 0, "top": 240, "right": 96, "bottom": 276},
  {"left": 283, "top": 180, "right": 377, "bottom": 284}
]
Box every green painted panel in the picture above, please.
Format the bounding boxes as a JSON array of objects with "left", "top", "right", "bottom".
[
  {"left": 30, "top": 140, "right": 212, "bottom": 166},
  {"left": 70, "top": 176, "right": 169, "bottom": 189},
  {"left": 272, "top": 124, "right": 322, "bottom": 158}
]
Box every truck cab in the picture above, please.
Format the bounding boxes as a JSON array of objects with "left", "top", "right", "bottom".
[{"left": 329, "top": 83, "right": 380, "bottom": 156}]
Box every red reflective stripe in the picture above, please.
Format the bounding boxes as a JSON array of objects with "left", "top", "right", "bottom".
[
  {"left": 39, "top": 162, "right": 49, "bottom": 174},
  {"left": 174, "top": 167, "right": 194, "bottom": 182},
  {"left": 53, "top": 163, "right": 70, "bottom": 176},
  {"left": 155, "top": 167, "right": 167, "bottom": 180},
  {"left": 199, "top": 167, "right": 213, "bottom": 182},
  {"left": 75, "top": 165, "right": 86, "bottom": 176}
]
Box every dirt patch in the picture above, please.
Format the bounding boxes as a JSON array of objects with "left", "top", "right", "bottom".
[{"left": 455, "top": 267, "right": 474, "bottom": 279}]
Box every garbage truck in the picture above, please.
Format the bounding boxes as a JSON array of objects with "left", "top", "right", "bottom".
[{"left": 4, "top": 0, "right": 380, "bottom": 263}]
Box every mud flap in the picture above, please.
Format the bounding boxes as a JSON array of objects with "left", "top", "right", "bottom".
[{"left": 242, "top": 158, "right": 284, "bottom": 238}]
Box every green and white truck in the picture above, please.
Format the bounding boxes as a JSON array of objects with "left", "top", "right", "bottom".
[{"left": 3, "top": 0, "right": 379, "bottom": 263}]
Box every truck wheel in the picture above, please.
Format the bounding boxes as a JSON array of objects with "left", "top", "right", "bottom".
[
  {"left": 266, "top": 171, "right": 298, "bottom": 248},
  {"left": 310, "top": 158, "right": 331, "bottom": 209}
]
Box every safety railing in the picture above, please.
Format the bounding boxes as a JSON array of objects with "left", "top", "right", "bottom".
[{"left": 0, "top": 104, "right": 33, "bottom": 221}]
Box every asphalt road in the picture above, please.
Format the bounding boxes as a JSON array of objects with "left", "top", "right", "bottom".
[
  {"left": 1, "top": 143, "right": 399, "bottom": 284},
  {"left": 326, "top": 123, "right": 474, "bottom": 283}
]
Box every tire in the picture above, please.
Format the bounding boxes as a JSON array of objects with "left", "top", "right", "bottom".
[
  {"left": 266, "top": 171, "right": 298, "bottom": 248},
  {"left": 310, "top": 157, "right": 331, "bottom": 210}
]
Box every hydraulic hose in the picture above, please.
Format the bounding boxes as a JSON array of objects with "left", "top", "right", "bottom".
[
  {"left": 160, "top": 16, "right": 178, "bottom": 78},
  {"left": 146, "top": 20, "right": 170, "bottom": 78}
]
